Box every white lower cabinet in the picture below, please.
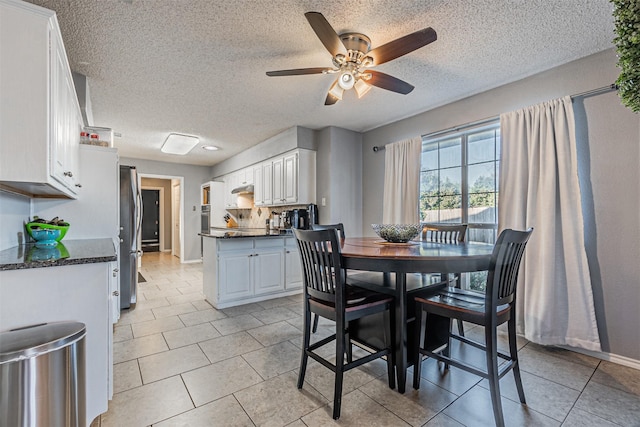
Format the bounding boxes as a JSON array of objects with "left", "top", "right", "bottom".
[
  {"left": 285, "top": 238, "right": 302, "bottom": 290},
  {"left": 203, "top": 236, "right": 299, "bottom": 309}
]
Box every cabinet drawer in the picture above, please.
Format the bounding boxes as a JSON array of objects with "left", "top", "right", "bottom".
[
  {"left": 217, "top": 239, "right": 253, "bottom": 251},
  {"left": 255, "top": 237, "right": 284, "bottom": 249}
]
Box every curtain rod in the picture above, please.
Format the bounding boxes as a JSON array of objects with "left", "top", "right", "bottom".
[{"left": 372, "top": 83, "right": 619, "bottom": 152}]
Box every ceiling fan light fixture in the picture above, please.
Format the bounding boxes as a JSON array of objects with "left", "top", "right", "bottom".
[
  {"left": 337, "top": 71, "right": 355, "bottom": 90},
  {"left": 354, "top": 78, "right": 371, "bottom": 98},
  {"left": 328, "top": 79, "right": 344, "bottom": 100}
]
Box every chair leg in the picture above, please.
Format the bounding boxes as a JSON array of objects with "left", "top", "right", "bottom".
[
  {"left": 486, "top": 322, "right": 505, "bottom": 427},
  {"left": 454, "top": 274, "right": 464, "bottom": 337},
  {"left": 345, "top": 329, "right": 353, "bottom": 364},
  {"left": 508, "top": 317, "right": 526, "bottom": 404},
  {"left": 312, "top": 313, "right": 319, "bottom": 333},
  {"left": 443, "top": 318, "right": 453, "bottom": 370},
  {"left": 298, "top": 305, "right": 311, "bottom": 389},
  {"left": 413, "top": 301, "right": 423, "bottom": 390},
  {"left": 333, "top": 319, "right": 345, "bottom": 420},
  {"left": 456, "top": 319, "right": 465, "bottom": 337}
]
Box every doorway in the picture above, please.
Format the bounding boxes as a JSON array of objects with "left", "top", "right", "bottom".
[{"left": 141, "top": 189, "right": 160, "bottom": 252}]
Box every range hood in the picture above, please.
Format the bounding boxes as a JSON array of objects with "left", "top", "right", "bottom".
[{"left": 231, "top": 184, "right": 254, "bottom": 195}]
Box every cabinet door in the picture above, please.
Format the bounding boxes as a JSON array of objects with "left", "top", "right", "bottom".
[
  {"left": 272, "top": 157, "right": 284, "bottom": 205},
  {"left": 218, "top": 251, "right": 253, "bottom": 301},
  {"left": 252, "top": 164, "right": 264, "bottom": 206},
  {"left": 262, "top": 161, "right": 273, "bottom": 205},
  {"left": 253, "top": 250, "right": 284, "bottom": 295},
  {"left": 283, "top": 153, "right": 298, "bottom": 204},
  {"left": 285, "top": 247, "right": 303, "bottom": 290},
  {"left": 224, "top": 172, "right": 238, "bottom": 208}
]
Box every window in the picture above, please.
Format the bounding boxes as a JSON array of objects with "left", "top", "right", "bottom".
[{"left": 420, "top": 121, "right": 500, "bottom": 291}]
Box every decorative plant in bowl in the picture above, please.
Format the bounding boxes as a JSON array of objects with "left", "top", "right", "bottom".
[
  {"left": 25, "top": 216, "right": 70, "bottom": 247},
  {"left": 371, "top": 224, "right": 421, "bottom": 243}
]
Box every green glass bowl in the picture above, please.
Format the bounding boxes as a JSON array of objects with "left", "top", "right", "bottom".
[{"left": 25, "top": 222, "right": 70, "bottom": 242}]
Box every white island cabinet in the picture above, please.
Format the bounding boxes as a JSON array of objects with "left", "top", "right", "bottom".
[
  {"left": 203, "top": 235, "right": 303, "bottom": 309},
  {"left": 0, "top": 0, "right": 82, "bottom": 198}
]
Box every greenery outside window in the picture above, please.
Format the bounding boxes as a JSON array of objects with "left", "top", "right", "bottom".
[{"left": 420, "top": 121, "right": 500, "bottom": 291}]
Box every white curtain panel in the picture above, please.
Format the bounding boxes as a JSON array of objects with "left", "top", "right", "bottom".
[
  {"left": 499, "top": 96, "right": 601, "bottom": 352},
  {"left": 382, "top": 136, "right": 422, "bottom": 224}
]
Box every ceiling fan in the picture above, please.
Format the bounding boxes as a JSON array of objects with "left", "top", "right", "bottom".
[{"left": 266, "top": 12, "right": 437, "bottom": 105}]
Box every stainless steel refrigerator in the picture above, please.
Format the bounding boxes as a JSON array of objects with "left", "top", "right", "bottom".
[{"left": 119, "top": 165, "right": 142, "bottom": 309}]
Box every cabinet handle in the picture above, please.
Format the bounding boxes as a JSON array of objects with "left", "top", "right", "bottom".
[
  {"left": 112, "top": 290, "right": 120, "bottom": 296},
  {"left": 64, "top": 171, "right": 73, "bottom": 177},
  {"left": 254, "top": 253, "right": 259, "bottom": 256},
  {"left": 286, "top": 250, "right": 291, "bottom": 253},
  {"left": 248, "top": 254, "right": 254, "bottom": 257},
  {"left": 75, "top": 183, "right": 82, "bottom": 188}
]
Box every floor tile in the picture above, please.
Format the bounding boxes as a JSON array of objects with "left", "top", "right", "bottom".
[
  {"left": 301, "top": 389, "right": 411, "bottom": 426},
  {"left": 112, "top": 360, "right": 141, "bottom": 394},
  {"left": 178, "top": 307, "right": 227, "bottom": 326},
  {"left": 167, "top": 292, "right": 206, "bottom": 305},
  {"left": 242, "top": 340, "right": 301, "bottom": 380},
  {"left": 422, "top": 413, "right": 465, "bottom": 426},
  {"left": 211, "top": 313, "right": 264, "bottom": 335},
  {"left": 163, "top": 322, "right": 221, "bottom": 349},
  {"left": 182, "top": 356, "right": 263, "bottom": 406},
  {"left": 100, "top": 376, "right": 193, "bottom": 427},
  {"left": 561, "top": 408, "right": 620, "bottom": 427},
  {"left": 251, "top": 306, "right": 300, "bottom": 324},
  {"left": 517, "top": 346, "right": 596, "bottom": 391},
  {"left": 257, "top": 296, "right": 299, "bottom": 310},
  {"left": 247, "top": 320, "right": 303, "bottom": 346},
  {"left": 117, "top": 307, "right": 155, "bottom": 325},
  {"left": 143, "top": 288, "right": 182, "bottom": 300},
  {"left": 113, "top": 333, "right": 168, "bottom": 364},
  {"left": 199, "top": 331, "right": 263, "bottom": 363},
  {"left": 360, "top": 376, "right": 457, "bottom": 426},
  {"left": 151, "top": 302, "right": 198, "bottom": 319},
  {"left": 415, "top": 357, "right": 482, "bottom": 396},
  {"left": 442, "top": 385, "right": 559, "bottom": 426},
  {"left": 139, "top": 344, "right": 210, "bottom": 384},
  {"left": 573, "top": 381, "right": 640, "bottom": 425},
  {"left": 524, "top": 342, "right": 600, "bottom": 368},
  {"left": 591, "top": 360, "right": 640, "bottom": 396},
  {"left": 221, "top": 302, "right": 265, "bottom": 317},
  {"left": 133, "top": 296, "right": 170, "bottom": 311},
  {"left": 155, "top": 395, "right": 254, "bottom": 426},
  {"left": 113, "top": 324, "right": 133, "bottom": 343},
  {"left": 235, "top": 371, "right": 327, "bottom": 426},
  {"left": 478, "top": 370, "right": 580, "bottom": 421},
  {"left": 131, "top": 315, "right": 185, "bottom": 338},
  {"left": 191, "top": 299, "right": 215, "bottom": 311}
]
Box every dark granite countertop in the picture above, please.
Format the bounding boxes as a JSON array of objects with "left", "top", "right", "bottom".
[
  {"left": 0, "top": 238, "right": 117, "bottom": 271},
  {"left": 200, "top": 227, "right": 294, "bottom": 239}
]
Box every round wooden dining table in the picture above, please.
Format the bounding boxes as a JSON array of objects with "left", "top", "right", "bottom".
[{"left": 340, "top": 237, "right": 494, "bottom": 393}]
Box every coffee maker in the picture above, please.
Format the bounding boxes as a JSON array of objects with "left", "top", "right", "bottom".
[
  {"left": 307, "top": 204, "right": 318, "bottom": 226},
  {"left": 288, "top": 209, "right": 309, "bottom": 229}
]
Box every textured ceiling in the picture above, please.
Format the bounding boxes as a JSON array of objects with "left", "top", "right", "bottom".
[{"left": 25, "top": 0, "right": 615, "bottom": 166}]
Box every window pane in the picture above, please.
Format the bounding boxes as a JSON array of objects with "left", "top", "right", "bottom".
[
  {"left": 421, "top": 142, "right": 438, "bottom": 171},
  {"left": 468, "top": 130, "right": 496, "bottom": 164},
  {"left": 439, "top": 195, "right": 462, "bottom": 222},
  {"left": 468, "top": 162, "right": 496, "bottom": 193},
  {"left": 420, "top": 170, "right": 438, "bottom": 194},
  {"left": 496, "top": 129, "right": 501, "bottom": 160},
  {"left": 439, "top": 138, "right": 461, "bottom": 168},
  {"left": 469, "top": 271, "right": 487, "bottom": 292},
  {"left": 440, "top": 167, "right": 461, "bottom": 195},
  {"left": 420, "top": 197, "right": 440, "bottom": 222}
]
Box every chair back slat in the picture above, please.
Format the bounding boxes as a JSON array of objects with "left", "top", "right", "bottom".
[
  {"left": 294, "top": 228, "right": 344, "bottom": 305},
  {"left": 486, "top": 228, "right": 533, "bottom": 310},
  {"left": 422, "top": 223, "right": 468, "bottom": 243}
]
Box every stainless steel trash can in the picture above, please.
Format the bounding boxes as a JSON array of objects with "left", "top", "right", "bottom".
[{"left": 0, "top": 322, "right": 86, "bottom": 427}]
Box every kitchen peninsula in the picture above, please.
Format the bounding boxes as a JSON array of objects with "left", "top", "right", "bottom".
[{"left": 201, "top": 229, "right": 302, "bottom": 309}]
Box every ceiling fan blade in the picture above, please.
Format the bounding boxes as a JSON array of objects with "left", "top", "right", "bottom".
[
  {"left": 367, "top": 27, "right": 437, "bottom": 66},
  {"left": 266, "top": 67, "right": 332, "bottom": 77},
  {"left": 304, "top": 12, "right": 347, "bottom": 57},
  {"left": 366, "top": 70, "right": 415, "bottom": 94}
]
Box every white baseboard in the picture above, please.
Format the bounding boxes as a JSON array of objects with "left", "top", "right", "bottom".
[
  {"left": 181, "top": 258, "right": 202, "bottom": 264},
  {"left": 559, "top": 345, "right": 640, "bottom": 370}
]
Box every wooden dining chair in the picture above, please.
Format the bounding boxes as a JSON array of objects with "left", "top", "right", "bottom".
[
  {"left": 310, "top": 223, "right": 346, "bottom": 333},
  {"left": 294, "top": 228, "right": 395, "bottom": 420},
  {"left": 412, "top": 228, "right": 533, "bottom": 427},
  {"left": 421, "top": 223, "right": 468, "bottom": 335}
]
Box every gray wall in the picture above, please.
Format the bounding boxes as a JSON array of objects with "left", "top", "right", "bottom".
[
  {"left": 362, "top": 49, "right": 640, "bottom": 361},
  {"left": 0, "top": 191, "right": 31, "bottom": 250},
  {"left": 120, "top": 157, "right": 211, "bottom": 263},
  {"left": 316, "top": 127, "right": 363, "bottom": 236}
]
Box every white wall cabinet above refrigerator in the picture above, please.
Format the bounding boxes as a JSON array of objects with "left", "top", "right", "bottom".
[{"left": 0, "top": 0, "right": 82, "bottom": 198}]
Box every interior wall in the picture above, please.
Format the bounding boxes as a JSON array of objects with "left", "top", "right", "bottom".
[
  {"left": 0, "top": 191, "right": 31, "bottom": 250},
  {"left": 361, "top": 48, "right": 640, "bottom": 362},
  {"left": 141, "top": 177, "right": 173, "bottom": 251},
  {"left": 120, "top": 157, "right": 211, "bottom": 263}
]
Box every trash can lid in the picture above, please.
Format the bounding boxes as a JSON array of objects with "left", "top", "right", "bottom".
[{"left": 0, "top": 321, "right": 86, "bottom": 364}]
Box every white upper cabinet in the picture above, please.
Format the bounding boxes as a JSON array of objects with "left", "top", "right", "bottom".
[
  {"left": 268, "top": 149, "right": 316, "bottom": 206},
  {"left": 0, "top": 1, "right": 82, "bottom": 198},
  {"left": 252, "top": 164, "right": 264, "bottom": 206}
]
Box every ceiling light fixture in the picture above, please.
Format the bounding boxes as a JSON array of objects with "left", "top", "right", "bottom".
[
  {"left": 328, "top": 79, "right": 344, "bottom": 100},
  {"left": 202, "top": 145, "right": 219, "bottom": 151},
  {"left": 161, "top": 133, "right": 199, "bottom": 155},
  {"left": 353, "top": 78, "right": 371, "bottom": 98}
]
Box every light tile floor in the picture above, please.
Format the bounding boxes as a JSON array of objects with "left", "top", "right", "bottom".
[{"left": 91, "top": 252, "right": 640, "bottom": 426}]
